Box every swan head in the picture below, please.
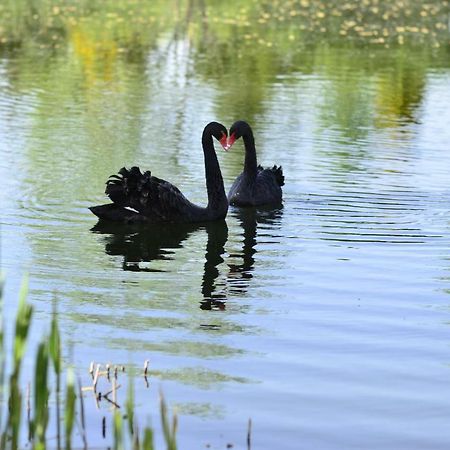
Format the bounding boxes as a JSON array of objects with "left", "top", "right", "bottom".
[
  {"left": 225, "top": 120, "right": 252, "bottom": 151},
  {"left": 206, "top": 121, "right": 229, "bottom": 151}
]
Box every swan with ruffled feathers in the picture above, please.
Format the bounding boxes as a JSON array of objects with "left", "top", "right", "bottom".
[{"left": 89, "top": 122, "right": 229, "bottom": 223}]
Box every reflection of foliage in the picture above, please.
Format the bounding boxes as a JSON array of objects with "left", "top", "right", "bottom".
[
  {"left": 108, "top": 338, "right": 245, "bottom": 359},
  {"left": 150, "top": 366, "right": 252, "bottom": 389},
  {"left": 373, "top": 52, "right": 427, "bottom": 127},
  {"left": 171, "top": 402, "right": 225, "bottom": 419},
  {"left": 67, "top": 312, "right": 257, "bottom": 335},
  {"left": 0, "top": 0, "right": 447, "bottom": 127},
  {"left": 0, "top": 0, "right": 447, "bottom": 208},
  {"left": 315, "top": 45, "right": 431, "bottom": 140}
]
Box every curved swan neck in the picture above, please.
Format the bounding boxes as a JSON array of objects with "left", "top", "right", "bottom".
[
  {"left": 202, "top": 129, "right": 228, "bottom": 218},
  {"left": 242, "top": 130, "right": 257, "bottom": 177}
]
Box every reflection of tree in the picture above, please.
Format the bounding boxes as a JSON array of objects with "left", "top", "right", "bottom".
[
  {"left": 313, "top": 47, "right": 428, "bottom": 178},
  {"left": 3, "top": 40, "right": 153, "bottom": 208},
  {"left": 374, "top": 54, "right": 426, "bottom": 127},
  {"left": 172, "top": 0, "right": 288, "bottom": 124},
  {"left": 318, "top": 47, "right": 427, "bottom": 137},
  {"left": 193, "top": 30, "right": 281, "bottom": 123}
]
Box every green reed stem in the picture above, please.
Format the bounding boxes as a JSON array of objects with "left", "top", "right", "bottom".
[
  {"left": 0, "top": 277, "right": 5, "bottom": 445},
  {"left": 33, "top": 341, "right": 49, "bottom": 450},
  {"left": 64, "top": 368, "right": 76, "bottom": 450},
  {"left": 113, "top": 410, "right": 123, "bottom": 450},
  {"left": 142, "top": 426, "right": 154, "bottom": 450},
  {"left": 49, "top": 304, "right": 62, "bottom": 450},
  {"left": 160, "top": 392, "right": 177, "bottom": 450},
  {"left": 7, "top": 276, "right": 33, "bottom": 449}
]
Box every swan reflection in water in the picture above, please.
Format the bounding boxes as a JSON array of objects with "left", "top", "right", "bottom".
[
  {"left": 226, "top": 206, "right": 283, "bottom": 297},
  {"left": 91, "top": 206, "right": 282, "bottom": 307},
  {"left": 91, "top": 221, "right": 203, "bottom": 272}
]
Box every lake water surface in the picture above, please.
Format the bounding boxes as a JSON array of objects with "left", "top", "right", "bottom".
[{"left": 1, "top": 3, "right": 450, "bottom": 449}]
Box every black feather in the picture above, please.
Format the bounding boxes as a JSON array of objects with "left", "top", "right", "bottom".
[{"left": 89, "top": 122, "right": 230, "bottom": 223}]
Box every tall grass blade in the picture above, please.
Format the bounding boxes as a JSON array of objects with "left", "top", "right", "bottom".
[
  {"left": 126, "top": 376, "right": 134, "bottom": 438},
  {"left": 49, "top": 305, "right": 62, "bottom": 450},
  {"left": 64, "top": 368, "right": 76, "bottom": 450},
  {"left": 77, "top": 378, "right": 88, "bottom": 450},
  {"left": 142, "top": 425, "right": 154, "bottom": 450},
  {"left": 8, "top": 383, "right": 22, "bottom": 450},
  {"left": 33, "top": 341, "right": 49, "bottom": 450},
  {"left": 159, "top": 392, "right": 177, "bottom": 450},
  {"left": 0, "top": 277, "right": 4, "bottom": 440},
  {"left": 113, "top": 411, "right": 123, "bottom": 450},
  {"left": 7, "top": 276, "right": 33, "bottom": 449},
  {"left": 13, "top": 276, "right": 33, "bottom": 375},
  {"left": 49, "top": 306, "right": 61, "bottom": 374}
]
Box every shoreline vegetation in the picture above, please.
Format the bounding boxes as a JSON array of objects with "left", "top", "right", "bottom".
[
  {"left": 0, "top": 278, "right": 178, "bottom": 450},
  {"left": 0, "top": 0, "right": 448, "bottom": 54}
]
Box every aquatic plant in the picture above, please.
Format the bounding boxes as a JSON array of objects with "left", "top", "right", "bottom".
[{"left": 0, "top": 278, "right": 178, "bottom": 449}]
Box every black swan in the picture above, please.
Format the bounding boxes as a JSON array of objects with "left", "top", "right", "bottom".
[
  {"left": 226, "top": 120, "right": 284, "bottom": 206},
  {"left": 89, "top": 122, "right": 229, "bottom": 223}
]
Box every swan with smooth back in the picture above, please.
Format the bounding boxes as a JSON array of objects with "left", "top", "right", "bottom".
[
  {"left": 89, "top": 122, "right": 229, "bottom": 223},
  {"left": 225, "top": 120, "right": 284, "bottom": 206}
]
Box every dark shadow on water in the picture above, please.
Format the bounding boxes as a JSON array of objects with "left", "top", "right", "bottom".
[
  {"left": 226, "top": 205, "right": 284, "bottom": 296},
  {"left": 91, "top": 205, "right": 283, "bottom": 308},
  {"left": 91, "top": 220, "right": 203, "bottom": 272},
  {"left": 200, "top": 220, "right": 229, "bottom": 311},
  {"left": 200, "top": 205, "right": 283, "bottom": 309},
  {"left": 91, "top": 220, "right": 231, "bottom": 308}
]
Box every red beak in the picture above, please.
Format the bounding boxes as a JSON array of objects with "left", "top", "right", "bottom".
[
  {"left": 219, "top": 133, "right": 228, "bottom": 150},
  {"left": 223, "top": 133, "right": 236, "bottom": 151}
]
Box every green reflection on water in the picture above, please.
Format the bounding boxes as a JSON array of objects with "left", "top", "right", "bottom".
[
  {"left": 149, "top": 366, "right": 252, "bottom": 388},
  {"left": 108, "top": 338, "right": 245, "bottom": 359},
  {"left": 67, "top": 312, "right": 258, "bottom": 335},
  {"left": 171, "top": 402, "right": 225, "bottom": 419},
  {"left": 1, "top": 1, "right": 447, "bottom": 145}
]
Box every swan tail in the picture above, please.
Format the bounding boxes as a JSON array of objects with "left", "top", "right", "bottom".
[
  {"left": 268, "top": 165, "right": 284, "bottom": 187},
  {"left": 105, "top": 166, "right": 153, "bottom": 206},
  {"left": 91, "top": 166, "right": 189, "bottom": 222}
]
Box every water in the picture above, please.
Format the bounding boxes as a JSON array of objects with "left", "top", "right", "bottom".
[{"left": 1, "top": 11, "right": 450, "bottom": 450}]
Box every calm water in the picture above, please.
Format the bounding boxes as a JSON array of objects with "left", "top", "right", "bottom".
[{"left": 1, "top": 19, "right": 450, "bottom": 450}]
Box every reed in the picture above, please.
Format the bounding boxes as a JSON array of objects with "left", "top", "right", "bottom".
[
  {"left": 0, "top": 280, "right": 178, "bottom": 449},
  {"left": 49, "top": 303, "right": 62, "bottom": 450},
  {"left": 64, "top": 368, "right": 76, "bottom": 450},
  {"left": 3, "top": 277, "right": 33, "bottom": 450}
]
